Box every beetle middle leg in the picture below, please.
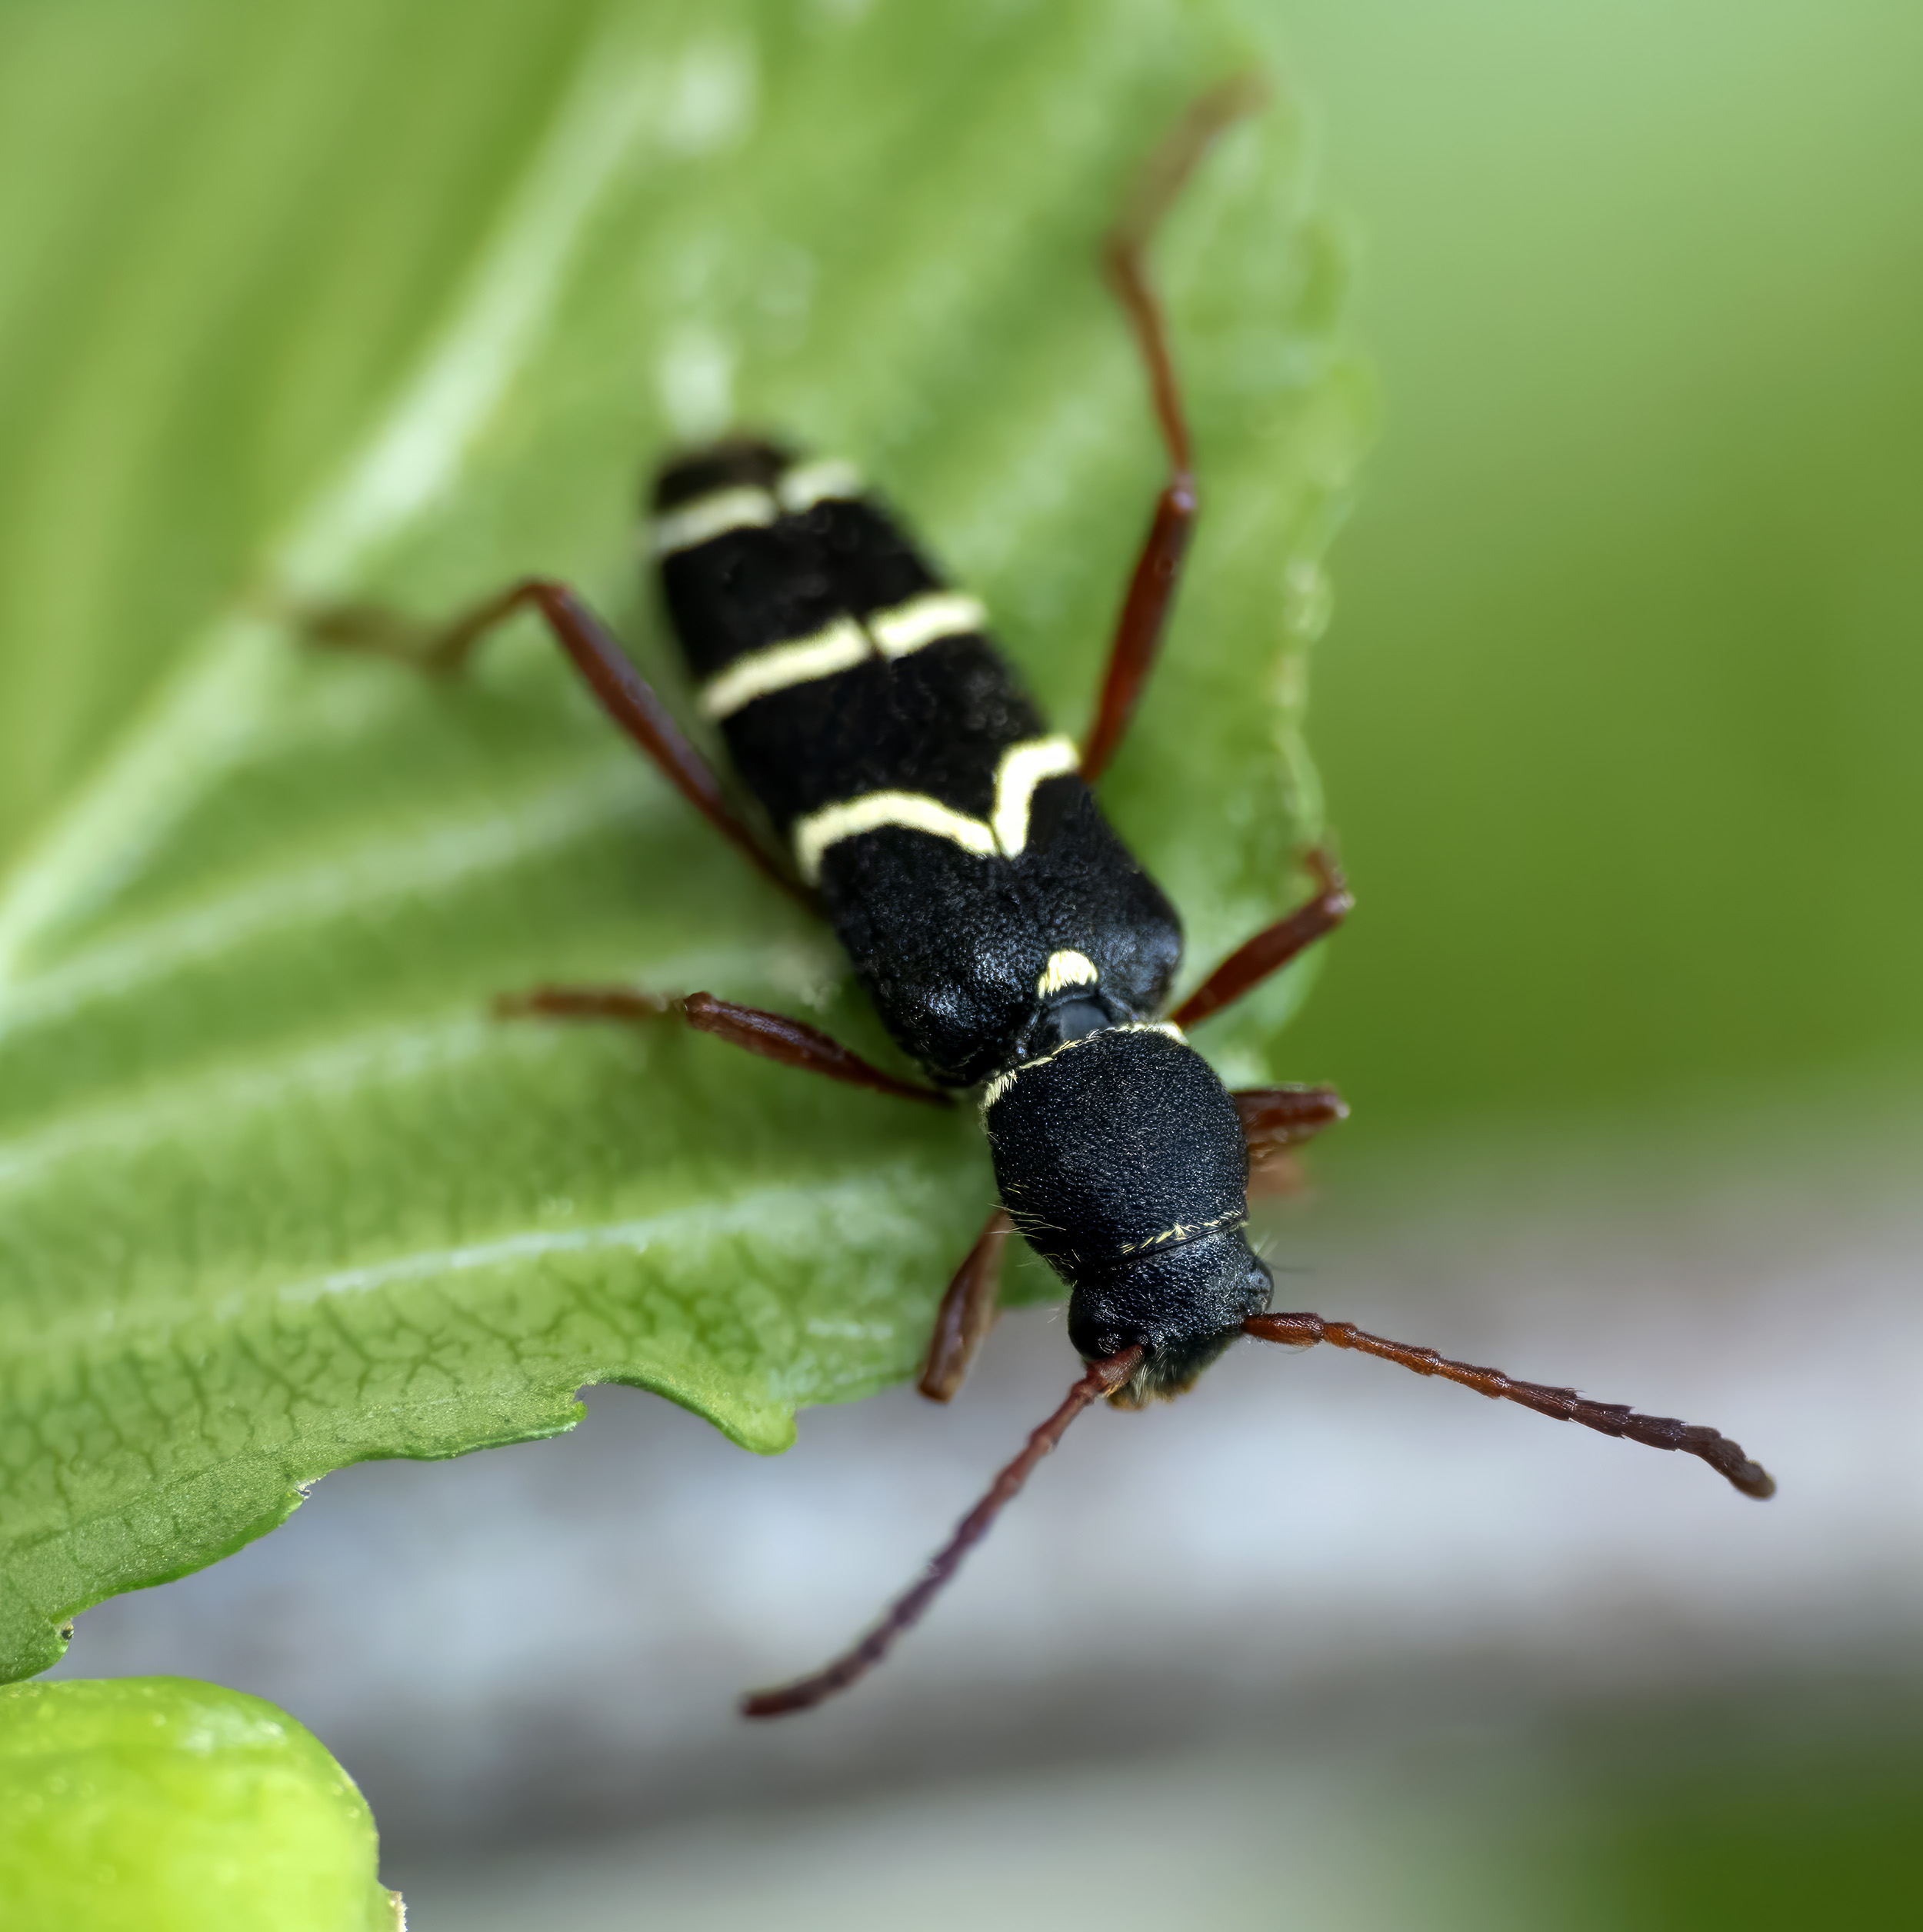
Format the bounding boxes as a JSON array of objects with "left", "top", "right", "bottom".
[
  {"left": 1234, "top": 1082, "right": 1348, "bottom": 1196},
  {"left": 1171, "top": 846, "right": 1353, "bottom": 1028},
  {"left": 496, "top": 984, "right": 948, "bottom": 1105},
  {"left": 301, "top": 577, "right": 805, "bottom": 907}
]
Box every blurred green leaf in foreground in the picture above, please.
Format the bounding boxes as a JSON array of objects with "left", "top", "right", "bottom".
[
  {"left": 0, "top": 1677, "right": 398, "bottom": 1930},
  {"left": 0, "top": 0, "right": 1366, "bottom": 1681}
]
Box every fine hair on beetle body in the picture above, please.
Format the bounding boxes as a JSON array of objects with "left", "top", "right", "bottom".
[{"left": 303, "top": 76, "right": 1776, "bottom": 1722}]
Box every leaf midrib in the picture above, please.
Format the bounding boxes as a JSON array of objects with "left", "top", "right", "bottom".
[{"left": 0, "top": 9, "right": 687, "bottom": 988}]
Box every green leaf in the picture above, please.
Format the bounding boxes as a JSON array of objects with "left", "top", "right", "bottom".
[
  {"left": 0, "top": 0, "right": 1368, "bottom": 1681},
  {"left": 0, "top": 1677, "right": 399, "bottom": 1930}
]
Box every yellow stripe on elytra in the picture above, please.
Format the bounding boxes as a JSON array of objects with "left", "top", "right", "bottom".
[
  {"left": 777, "top": 458, "right": 863, "bottom": 512},
  {"left": 698, "top": 618, "right": 869, "bottom": 720},
  {"left": 793, "top": 793, "right": 997, "bottom": 883},
  {"left": 655, "top": 452, "right": 863, "bottom": 561},
  {"left": 790, "top": 734, "right": 1079, "bottom": 884},
  {"left": 651, "top": 452, "right": 862, "bottom": 560},
  {"left": 991, "top": 737, "right": 1078, "bottom": 856},
  {"left": 868, "top": 591, "right": 985, "bottom": 658},
  {"left": 698, "top": 591, "right": 988, "bottom": 720},
  {"left": 651, "top": 485, "right": 776, "bottom": 556}
]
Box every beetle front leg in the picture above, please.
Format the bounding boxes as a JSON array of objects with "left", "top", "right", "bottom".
[{"left": 918, "top": 1208, "right": 1014, "bottom": 1402}]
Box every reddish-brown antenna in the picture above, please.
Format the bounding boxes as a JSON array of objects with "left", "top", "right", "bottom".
[
  {"left": 1244, "top": 1312, "right": 1775, "bottom": 1497},
  {"left": 742, "top": 1344, "right": 1146, "bottom": 1717}
]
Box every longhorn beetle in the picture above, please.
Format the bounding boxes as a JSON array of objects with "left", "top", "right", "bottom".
[{"left": 308, "top": 79, "right": 1775, "bottom": 1718}]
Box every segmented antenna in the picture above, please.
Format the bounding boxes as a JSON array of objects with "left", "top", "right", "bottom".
[
  {"left": 1243, "top": 1312, "right": 1775, "bottom": 1497},
  {"left": 742, "top": 1344, "right": 1146, "bottom": 1717}
]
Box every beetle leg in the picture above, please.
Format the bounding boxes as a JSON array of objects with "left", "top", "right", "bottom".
[
  {"left": 496, "top": 984, "right": 948, "bottom": 1106},
  {"left": 1080, "top": 75, "right": 1268, "bottom": 784},
  {"left": 1232, "top": 1083, "right": 1348, "bottom": 1195},
  {"left": 1170, "top": 847, "right": 1352, "bottom": 1028},
  {"left": 299, "top": 577, "right": 807, "bottom": 908},
  {"left": 918, "top": 1208, "right": 1014, "bottom": 1402},
  {"left": 1233, "top": 1083, "right": 1348, "bottom": 1147}
]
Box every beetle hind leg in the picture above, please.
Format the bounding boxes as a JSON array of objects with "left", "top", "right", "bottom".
[{"left": 1081, "top": 75, "right": 1270, "bottom": 784}]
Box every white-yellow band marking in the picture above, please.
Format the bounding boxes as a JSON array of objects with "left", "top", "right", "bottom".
[
  {"left": 869, "top": 591, "right": 986, "bottom": 658},
  {"left": 791, "top": 734, "right": 1081, "bottom": 884},
  {"left": 1038, "top": 950, "right": 1098, "bottom": 997},
  {"left": 777, "top": 458, "right": 863, "bottom": 512},
  {"left": 794, "top": 792, "right": 997, "bottom": 884},
  {"left": 698, "top": 618, "right": 869, "bottom": 721},
  {"left": 991, "top": 735, "right": 1079, "bottom": 858},
  {"left": 652, "top": 485, "right": 776, "bottom": 556},
  {"left": 979, "top": 1021, "right": 1188, "bottom": 1112},
  {"left": 699, "top": 591, "right": 989, "bottom": 721},
  {"left": 654, "top": 454, "right": 862, "bottom": 558}
]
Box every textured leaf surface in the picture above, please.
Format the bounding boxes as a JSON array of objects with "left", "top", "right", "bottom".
[
  {"left": 0, "top": 1677, "right": 398, "bottom": 1930},
  {"left": 0, "top": 0, "right": 1367, "bottom": 1681}
]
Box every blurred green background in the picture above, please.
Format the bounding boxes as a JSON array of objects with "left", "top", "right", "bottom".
[
  {"left": 1287, "top": 0, "right": 1923, "bottom": 1136},
  {"left": 1278, "top": 5, "right": 1923, "bottom": 1920},
  {"left": 7, "top": 2, "right": 1921, "bottom": 1927}
]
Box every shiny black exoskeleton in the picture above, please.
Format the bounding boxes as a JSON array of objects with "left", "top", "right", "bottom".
[{"left": 654, "top": 438, "right": 1270, "bottom": 1404}]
